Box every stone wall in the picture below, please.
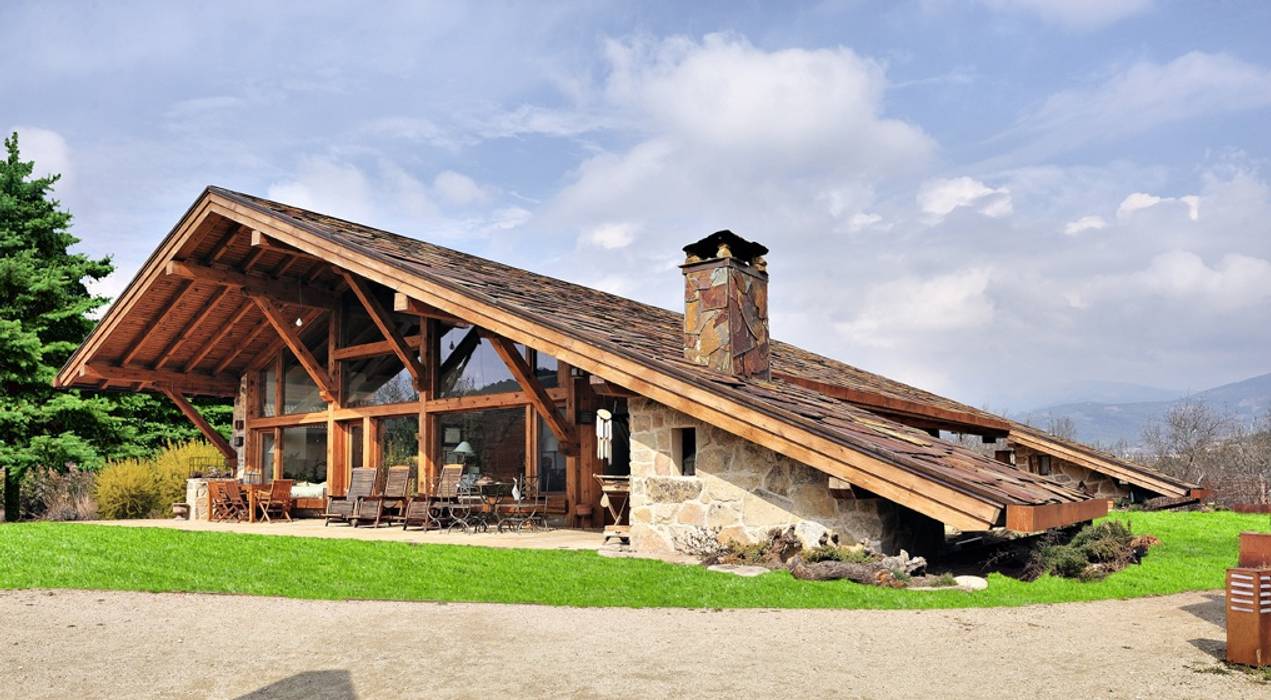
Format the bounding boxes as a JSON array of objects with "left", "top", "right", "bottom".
[
  {"left": 232, "top": 376, "right": 248, "bottom": 477},
  {"left": 628, "top": 397, "right": 944, "bottom": 556},
  {"left": 1012, "top": 444, "right": 1128, "bottom": 499}
]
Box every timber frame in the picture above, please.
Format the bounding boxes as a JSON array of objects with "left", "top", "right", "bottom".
[{"left": 54, "top": 186, "right": 1138, "bottom": 532}]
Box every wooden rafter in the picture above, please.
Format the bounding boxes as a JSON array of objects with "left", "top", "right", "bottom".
[
  {"left": 81, "top": 362, "right": 238, "bottom": 397},
  {"left": 208, "top": 223, "right": 246, "bottom": 265},
  {"left": 120, "top": 279, "right": 192, "bottom": 366},
  {"left": 332, "top": 334, "right": 423, "bottom": 361},
  {"left": 153, "top": 286, "right": 233, "bottom": 370},
  {"left": 341, "top": 272, "right": 425, "bottom": 390},
  {"left": 249, "top": 294, "right": 335, "bottom": 402},
  {"left": 245, "top": 309, "right": 324, "bottom": 373},
  {"left": 161, "top": 386, "right": 236, "bottom": 461},
  {"left": 165, "top": 260, "right": 337, "bottom": 309},
  {"left": 484, "top": 332, "right": 577, "bottom": 451},
  {"left": 186, "top": 302, "right": 254, "bottom": 373}
]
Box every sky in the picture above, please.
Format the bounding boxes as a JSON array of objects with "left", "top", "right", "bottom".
[{"left": 3, "top": 0, "right": 1270, "bottom": 411}]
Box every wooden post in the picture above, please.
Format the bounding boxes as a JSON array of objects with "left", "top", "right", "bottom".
[{"left": 418, "top": 318, "right": 437, "bottom": 493}]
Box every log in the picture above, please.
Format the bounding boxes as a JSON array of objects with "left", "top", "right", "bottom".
[{"left": 788, "top": 556, "right": 897, "bottom": 585}]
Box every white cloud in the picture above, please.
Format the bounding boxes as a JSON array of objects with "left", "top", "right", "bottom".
[
  {"left": 11, "top": 126, "right": 72, "bottom": 188},
  {"left": 584, "top": 222, "right": 638, "bottom": 249},
  {"left": 1117, "top": 191, "right": 1199, "bottom": 221},
  {"left": 980, "top": 0, "right": 1152, "bottom": 30},
  {"left": 917, "top": 177, "right": 1013, "bottom": 221},
  {"left": 1093, "top": 250, "right": 1271, "bottom": 311},
  {"left": 836, "top": 268, "right": 996, "bottom": 348},
  {"left": 433, "top": 170, "right": 490, "bottom": 206},
  {"left": 1063, "top": 215, "right": 1107, "bottom": 236},
  {"left": 1014, "top": 52, "right": 1271, "bottom": 155},
  {"left": 267, "top": 157, "right": 378, "bottom": 223}
]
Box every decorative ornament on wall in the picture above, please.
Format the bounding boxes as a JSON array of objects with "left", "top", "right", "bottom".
[{"left": 596, "top": 408, "right": 613, "bottom": 463}]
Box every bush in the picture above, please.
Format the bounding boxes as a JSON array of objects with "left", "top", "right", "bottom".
[
  {"left": 803, "top": 544, "right": 876, "bottom": 564},
  {"left": 1026, "top": 520, "right": 1153, "bottom": 581},
  {"left": 95, "top": 460, "right": 161, "bottom": 519},
  {"left": 95, "top": 441, "right": 224, "bottom": 519},
  {"left": 21, "top": 466, "right": 98, "bottom": 521}
]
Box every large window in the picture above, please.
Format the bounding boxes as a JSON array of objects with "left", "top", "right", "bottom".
[
  {"left": 260, "top": 365, "right": 277, "bottom": 417},
  {"left": 379, "top": 416, "right": 419, "bottom": 470},
  {"left": 537, "top": 414, "right": 564, "bottom": 492},
  {"left": 438, "top": 326, "right": 523, "bottom": 398},
  {"left": 344, "top": 355, "right": 419, "bottom": 407},
  {"left": 283, "top": 349, "right": 327, "bottom": 414},
  {"left": 282, "top": 425, "right": 327, "bottom": 487},
  {"left": 438, "top": 408, "right": 525, "bottom": 483},
  {"left": 532, "top": 349, "right": 559, "bottom": 389}
]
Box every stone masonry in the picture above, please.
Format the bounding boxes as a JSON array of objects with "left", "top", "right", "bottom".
[
  {"left": 1012, "top": 444, "right": 1128, "bottom": 500},
  {"left": 628, "top": 397, "right": 945, "bottom": 556},
  {"left": 681, "top": 231, "right": 770, "bottom": 380}
]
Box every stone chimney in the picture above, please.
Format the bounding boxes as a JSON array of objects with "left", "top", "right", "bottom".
[{"left": 681, "top": 230, "right": 770, "bottom": 380}]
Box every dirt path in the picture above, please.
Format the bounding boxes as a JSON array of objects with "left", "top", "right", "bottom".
[{"left": 0, "top": 589, "right": 1260, "bottom": 699}]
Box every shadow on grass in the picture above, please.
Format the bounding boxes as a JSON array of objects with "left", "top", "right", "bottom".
[{"left": 235, "top": 670, "right": 355, "bottom": 700}]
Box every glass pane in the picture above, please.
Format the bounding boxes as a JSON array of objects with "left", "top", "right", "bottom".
[
  {"left": 438, "top": 326, "right": 522, "bottom": 398},
  {"left": 534, "top": 350, "right": 559, "bottom": 389},
  {"left": 347, "top": 423, "right": 363, "bottom": 470},
  {"left": 378, "top": 416, "right": 419, "bottom": 488},
  {"left": 344, "top": 355, "right": 419, "bottom": 407},
  {"left": 438, "top": 408, "right": 525, "bottom": 483},
  {"left": 342, "top": 291, "right": 417, "bottom": 347},
  {"left": 281, "top": 425, "right": 327, "bottom": 488},
  {"left": 260, "top": 366, "right": 276, "bottom": 417},
  {"left": 259, "top": 431, "right": 276, "bottom": 480},
  {"left": 537, "top": 414, "right": 564, "bottom": 492},
  {"left": 283, "top": 352, "right": 327, "bottom": 414}
]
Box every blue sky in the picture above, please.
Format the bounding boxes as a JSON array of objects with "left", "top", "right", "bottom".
[{"left": 4, "top": 0, "right": 1270, "bottom": 410}]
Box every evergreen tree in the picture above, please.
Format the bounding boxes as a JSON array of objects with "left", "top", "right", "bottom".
[{"left": 0, "top": 132, "right": 229, "bottom": 519}]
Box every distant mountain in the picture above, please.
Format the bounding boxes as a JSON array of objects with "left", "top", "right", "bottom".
[{"left": 1018, "top": 372, "right": 1271, "bottom": 447}]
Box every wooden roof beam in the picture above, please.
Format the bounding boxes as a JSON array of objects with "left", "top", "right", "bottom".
[
  {"left": 773, "top": 372, "right": 1011, "bottom": 435},
  {"left": 393, "top": 292, "right": 465, "bottom": 324},
  {"left": 341, "top": 272, "right": 425, "bottom": 391},
  {"left": 252, "top": 229, "right": 328, "bottom": 265},
  {"left": 120, "top": 279, "right": 193, "bottom": 367},
  {"left": 81, "top": 362, "right": 238, "bottom": 397},
  {"left": 161, "top": 386, "right": 235, "bottom": 461},
  {"left": 249, "top": 294, "right": 335, "bottom": 402},
  {"left": 153, "top": 287, "right": 233, "bottom": 370},
  {"left": 484, "top": 331, "right": 577, "bottom": 452},
  {"left": 165, "top": 260, "right": 337, "bottom": 310}
]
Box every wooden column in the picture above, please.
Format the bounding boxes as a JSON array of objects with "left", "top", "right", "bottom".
[
  {"left": 326, "top": 305, "right": 344, "bottom": 495},
  {"left": 418, "top": 318, "right": 438, "bottom": 493},
  {"left": 562, "top": 360, "right": 579, "bottom": 527}
]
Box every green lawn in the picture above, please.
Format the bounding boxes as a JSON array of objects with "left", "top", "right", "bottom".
[{"left": 0, "top": 511, "right": 1265, "bottom": 609}]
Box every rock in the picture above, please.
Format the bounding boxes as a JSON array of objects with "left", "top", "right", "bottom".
[
  {"left": 644, "top": 477, "right": 703, "bottom": 503},
  {"left": 954, "top": 575, "right": 988, "bottom": 591},
  {"left": 707, "top": 564, "right": 769, "bottom": 578}
]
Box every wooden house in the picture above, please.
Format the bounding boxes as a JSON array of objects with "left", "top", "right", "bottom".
[{"left": 53, "top": 187, "right": 1199, "bottom": 555}]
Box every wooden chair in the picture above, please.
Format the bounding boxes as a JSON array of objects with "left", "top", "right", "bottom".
[
  {"left": 209, "top": 481, "right": 244, "bottom": 522},
  {"left": 256, "top": 479, "right": 294, "bottom": 523},
  {"left": 357, "top": 465, "right": 410, "bottom": 528},
  {"left": 323, "top": 468, "right": 376, "bottom": 526},
  {"left": 400, "top": 494, "right": 439, "bottom": 531}
]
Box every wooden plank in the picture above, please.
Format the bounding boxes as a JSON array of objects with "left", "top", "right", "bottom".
[
  {"left": 165, "top": 260, "right": 337, "bottom": 310},
  {"left": 1004, "top": 498, "right": 1110, "bottom": 533},
  {"left": 251, "top": 229, "right": 326, "bottom": 264},
  {"left": 589, "top": 376, "right": 638, "bottom": 398},
  {"left": 82, "top": 362, "right": 238, "bottom": 396},
  {"left": 484, "top": 332, "right": 576, "bottom": 451},
  {"left": 774, "top": 372, "right": 1010, "bottom": 435},
  {"left": 249, "top": 294, "right": 335, "bottom": 402},
  {"left": 161, "top": 386, "right": 235, "bottom": 461},
  {"left": 341, "top": 271, "right": 425, "bottom": 390},
  {"left": 153, "top": 286, "right": 233, "bottom": 370},
  {"left": 332, "top": 334, "right": 423, "bottom": 361},
  {"left": 393, "top": 292, "right": 465, "bottom": 323},
  {"left": 1008, "top": 431, "right": 1186, "bottom": 498},
  {"left": 121, "top": 279, "right": 192, "bottom": 366}
]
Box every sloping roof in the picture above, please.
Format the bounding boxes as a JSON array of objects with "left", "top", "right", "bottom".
[{"left": 57, "top": 186, "right": 1116, "bottom": 531}]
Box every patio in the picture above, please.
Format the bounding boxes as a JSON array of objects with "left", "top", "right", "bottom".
[{"left": 87, "top": 517, "right": 603, "bottom": 550}]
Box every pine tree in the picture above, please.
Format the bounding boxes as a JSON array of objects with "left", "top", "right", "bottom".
[{"left": 0, "top": 132, "right": 229, "bottom": 519}]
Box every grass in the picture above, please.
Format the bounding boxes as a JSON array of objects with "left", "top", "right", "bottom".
[{"left": 0, "top": 511, "right": 1265, "bottom": 609}]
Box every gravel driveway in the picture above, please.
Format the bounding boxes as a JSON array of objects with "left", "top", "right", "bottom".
[{"left": 0, "top": 589, "right": 1261, "bottom": 699}]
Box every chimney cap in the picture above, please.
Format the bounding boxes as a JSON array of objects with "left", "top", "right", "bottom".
[{"left": 682, "top": 230, "right": 768, "bottom": 264}]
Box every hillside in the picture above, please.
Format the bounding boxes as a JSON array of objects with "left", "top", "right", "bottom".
[{"left": 1019, "top": 372, "right": 1271, "bottom": 447}]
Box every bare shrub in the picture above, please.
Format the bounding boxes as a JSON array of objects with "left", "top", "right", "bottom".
[
  {"left": 1143, "top": 404, "right": 1271, "bottom": 505},
  {"left": 22, "top": 466, "right": 97, "bottom": 521}
]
